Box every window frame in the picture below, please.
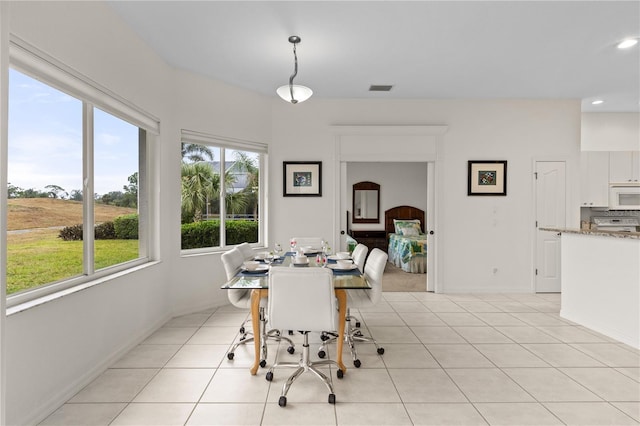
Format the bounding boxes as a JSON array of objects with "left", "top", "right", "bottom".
[
  {"left": 6, "top": 36, "right": 159, "bottom": 309},
  {"left": 180, "top": 129, "right": 268, "bottom": 255}
]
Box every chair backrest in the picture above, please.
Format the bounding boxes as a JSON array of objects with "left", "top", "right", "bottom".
[
  {"left": 291, "top": 237, "right": 324, "bottom": 250},
  {"left": 268, "top": 267, "right": 336, "bottom": 332},
  {"left": 363, "top": 248, "right": 388, "bottom": 305},
  {"left": 351, "top": 243, "right": 369, "bottom": 271},
  {"left": 221, "top": 247, "right": 245, "bottom": 280},
  {"left": 237, "top": 242, "right": 254, "bottom": 260}
]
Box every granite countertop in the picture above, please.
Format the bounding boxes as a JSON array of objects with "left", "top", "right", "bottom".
[{"left": 540, "top": 227, "right": 640, "bottom": 239}]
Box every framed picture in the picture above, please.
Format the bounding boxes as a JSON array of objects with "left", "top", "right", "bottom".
[
  {"left": 283, "top": 161, "right": 322, "bottom": 197},
  {"left": 468, "top": 160, "right": 507, "bottom": 196}
]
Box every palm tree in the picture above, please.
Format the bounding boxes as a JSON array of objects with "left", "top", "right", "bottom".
[
  {"left": 181, "top": 162, "right": 215, "bottom": 222},
  {"left": 181, "top": 143, "right": 214, "bottom": 163},
  {"left": 228, "top": 151, "right": 259, "bottom": 220}
]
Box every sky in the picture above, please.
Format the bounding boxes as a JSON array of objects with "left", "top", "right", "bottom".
[{"left": 8, "top": 69, "right": 138, "bottom": 197}]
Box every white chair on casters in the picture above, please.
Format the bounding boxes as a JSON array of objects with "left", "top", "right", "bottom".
[
  {"left": 265, "top": 267, "right": 344, "bottom": 407},
  {"left": 222, "top": 247, "right": 294, "bottom": 367},
  {"left": 318, "top": 248, "right": 387, "bottom": 368},
  {"left": 237, "top": 242, "right": 254, "bottom": 260},
  {"left": 351, "top": 243, "right": 368, "bottom": 271}
]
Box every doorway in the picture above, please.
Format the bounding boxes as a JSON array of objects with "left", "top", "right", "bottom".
[
  {"left": 332, "top": 125, "right": 447, "bottom": 293},
  {"left": 340, "top": 161, "right": 434, "bottom": 292}
]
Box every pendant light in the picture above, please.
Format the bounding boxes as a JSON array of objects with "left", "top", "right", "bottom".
[{"left": 276, "top": 36, "right": 313, "bottom": 104}]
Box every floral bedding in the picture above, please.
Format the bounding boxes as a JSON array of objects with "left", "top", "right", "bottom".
[{"left": 388, "top": 233, "right": 427, "bottom": 273}]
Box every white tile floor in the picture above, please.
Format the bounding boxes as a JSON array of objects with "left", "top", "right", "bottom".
[{"left": 41, "top": 292, "right": 640, "bottom": 425}]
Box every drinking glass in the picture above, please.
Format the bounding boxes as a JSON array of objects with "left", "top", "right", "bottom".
[
  {"left": 274, "top": 243, "right": 283, "bottom": 258},
  {"left": 289, "top": 238, "right": 297, "bottom": 254},
  {"left": 264, "top": 252, "right": 274, "bottom": 267}
]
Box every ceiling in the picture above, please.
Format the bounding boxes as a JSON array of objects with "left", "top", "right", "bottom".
[{"left": 108, "top": 1, "right": 640, "bottom": 112}]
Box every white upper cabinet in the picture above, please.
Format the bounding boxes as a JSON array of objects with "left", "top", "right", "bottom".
[
  {"left": 580, "top": 151, "right": 610, "bottom": 207},
  {"left": 609, "top": 151, "right": 640, "bottom": 183}
]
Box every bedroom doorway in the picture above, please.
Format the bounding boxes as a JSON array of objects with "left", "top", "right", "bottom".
[
  {"left": 333, "top": 124, "right": 446, "bottom": 294},
  {"left": 340, "top": 161, "right": 435, "bottom": 292}
]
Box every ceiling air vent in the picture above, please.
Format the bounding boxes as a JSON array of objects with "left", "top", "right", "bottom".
[{"left": 369, "top": 85, "right": 393, "bottom": 92}]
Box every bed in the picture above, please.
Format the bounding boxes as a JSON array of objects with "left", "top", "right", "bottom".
[{"left": 385, "top": 206, "right": 427, "bottom": 273}]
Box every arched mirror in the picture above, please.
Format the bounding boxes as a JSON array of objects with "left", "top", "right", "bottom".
[{"left": 353, "top": 181, "right": 380, "bottom": 224}]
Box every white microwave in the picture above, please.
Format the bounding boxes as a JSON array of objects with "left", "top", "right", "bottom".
[{"left": 610, "top": 184, "right": 640, "bottom": 210}]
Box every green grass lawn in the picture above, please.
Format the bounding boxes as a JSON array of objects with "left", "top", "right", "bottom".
[{"left": 7, "top": 230, "right": 138, "bottom": 295}]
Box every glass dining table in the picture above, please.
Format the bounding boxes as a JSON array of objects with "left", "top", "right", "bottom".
[{"left": 221, "top": 253, "right": 371, "bottom": 375}]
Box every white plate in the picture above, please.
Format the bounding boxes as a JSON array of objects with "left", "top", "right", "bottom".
[
  {"left": 328, "top": 255, "right": 351, "bottom": 261},
  {"left": 241, "top": 265, "right": 269, "bottom": 273},
  {"left": 301, "top": 247, "right": 321, "bottom": 254},
  {"left": 327, "top": 264, "right": 358, "bottom": 271}
]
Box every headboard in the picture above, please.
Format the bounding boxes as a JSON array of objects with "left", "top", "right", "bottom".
[{"left": 385, "top": 205, "right": 425, "bottom": 235}]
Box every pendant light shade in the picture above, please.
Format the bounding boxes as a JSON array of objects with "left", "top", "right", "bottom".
[
  {"left": 276, "top": 84, "right": 313, "bottom": 103},
  {"left": 277, "top": 36, "right": 312, "bottom": 104}
]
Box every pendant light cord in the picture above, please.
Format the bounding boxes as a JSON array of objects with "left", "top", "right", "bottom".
[{"left": 289, "top": 42, "right": 299, "bottom": 103}]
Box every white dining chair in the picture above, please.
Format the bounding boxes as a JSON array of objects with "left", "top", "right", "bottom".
[
  {"left": 318, "top": 247, "right": 387, "bottom": 368},
  {"left": 222, "top": 247, "right": 295, "bottom": 367},
  {"left": 265, "top": 267, "right": 343, "bottom": 407},
  {"left": 221, "top": 247, "right": 252, "bottom": 337},
  {"left": 237, "top": 242, "right": 254, "bottom": 260},
  {"left": 351, "top": 243, "right": 368, "bottom": 271}
]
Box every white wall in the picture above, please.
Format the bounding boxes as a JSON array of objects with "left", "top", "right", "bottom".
[
  {"left": 3, "top": 3, "right": 583, "bottom": 424},
  {"left": 581, "top": 112, "right": 640, "bottom": 151},
  {"left": 269, "top": 99, "right": 582, "bottom": 293},
  {"left": 169, "top": 69, "right": 272, "bottom": 314},
  {"left": 347, "top": 162, "right": 428, "bottom": 232},
  {"left": 4, "top": 2, "right": 272, "bottom": 425}
]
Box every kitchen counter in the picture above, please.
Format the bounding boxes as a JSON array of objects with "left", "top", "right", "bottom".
[
  {"left": 540, "top": 227, "right": 640, "bottom": 239},
  {"left": 555, "top": 231, "right": 639, "bottom": 349}
]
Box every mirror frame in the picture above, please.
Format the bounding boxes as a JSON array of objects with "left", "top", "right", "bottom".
[{"left": 352, "top": 181, "right": 380, "bottom": 224}]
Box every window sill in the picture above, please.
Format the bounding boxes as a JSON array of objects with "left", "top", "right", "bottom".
[{"left": 6, "top": 260, "right": 161, "bottom": 316}]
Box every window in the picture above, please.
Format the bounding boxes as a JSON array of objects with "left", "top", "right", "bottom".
[
  {"left": 6, "top": 40, "right": 157, "bottom": 306},
  {"left": 180, "top": 130, "right": 266, "bottom": 251}
]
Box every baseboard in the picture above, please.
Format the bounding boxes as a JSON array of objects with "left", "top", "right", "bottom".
[{"left": 24, "top": 314, "right": 170, "bottom": 426}]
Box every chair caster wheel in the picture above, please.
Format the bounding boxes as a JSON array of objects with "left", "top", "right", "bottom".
[
  {"left": 328, "top": 393, "right": 336, "bottom": 404},
  {"left": 377, "top": 347, "right": 385, "bottom": 355},
  {"left": 278, "top": 396, "right": 287, "bottom": 407},
  {"left": 337, "top": 369, "right": 344, "bottom": 379},
  {"left": 227, "top": 352, "right": 234, "bottom": 360},
  {"left": 318, "top": 350, "right": 326, "bottom": 358},
  {"left": 288, "top": 330, "right": 294, "bottom": 335},
  {"left": 239, "top": 326, "right": 245, "bottom": 334},
  {"left": 260, "top": 360, "right": 267, "bottom": 368},
  {"left": 354, "top": 359, "right": 361, "bottom": 368},
  {"left": 320, "top": 333, "right": 330, "bottom": 341},
  {"left": 265, "top": 371, "right": 273, "bottom": 381},
  {"left": 287, "top": 346, "right": 295, "bottom": 354},
  {"left": 355, "top": 321, "right": 361, "bottom": 328}
]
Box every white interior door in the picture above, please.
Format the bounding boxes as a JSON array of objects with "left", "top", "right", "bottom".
[
  {"left": 426, "top": 162, "right": 435, "bottom": 291},
  {"left": 535, "top": 161, "right": 566, "bottom": 293}
]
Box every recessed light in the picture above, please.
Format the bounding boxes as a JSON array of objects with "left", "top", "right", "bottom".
[
  {"left": 617, "top": 39, "right": 638, "bottom": 49},
  {"left": 591, "top": 100, "right": 604, "bottom": 105}
]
